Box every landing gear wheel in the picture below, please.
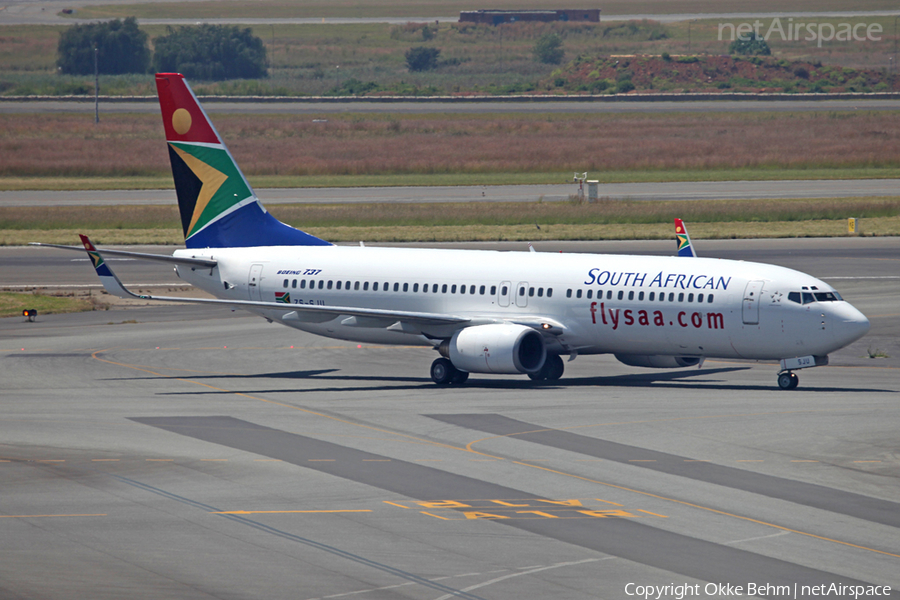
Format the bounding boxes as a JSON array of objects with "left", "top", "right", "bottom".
[
  {"left": 450, "top": 370, "right": 469, "bottom": 385},
  {"left": 544, "top": 354, "right": 564, "bottom": 381},
  {"left": 527, "top": 355, "right": 565, "bottom": 381},
  {"left": 431, "top": 358, "right": 455, "bottom": 385},
  {"left": 777, "top": 371, "right": 799, "bottom": 390}
]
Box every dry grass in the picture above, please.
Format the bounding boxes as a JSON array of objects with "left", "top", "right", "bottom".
[
  {"left": 0, "top": 290, "right": 105, "bottom": 318},
  {"left": 3, "top": 111, "right": 900, "bottom": 180}
]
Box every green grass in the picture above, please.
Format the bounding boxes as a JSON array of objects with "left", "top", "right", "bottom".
[
  {"left": 5, "top": 196, "right": 899, "bottom": 245},
  {"left": 0, "top": 291, "right": 102, "bottom": 318}
]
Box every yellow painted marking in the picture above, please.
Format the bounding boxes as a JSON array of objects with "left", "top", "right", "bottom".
[
  {"left": 91, "top": 348, "right": 900, "bottom": 560},
  {"left": 853, "top": 461, "right": 882, "bottom": 463},
  {"left": 637, "top": 510, "right": 669, "bottom": 518},
  {"left": 383, "top": 501, "right": 410, "bottom": 509},
  {"left": 421, "top": 511, "right": 450, "bottom": 520},
  {"left": 537, "top": 499, "right": 582, "bottom": 507},
  {"left": 791, "top": 460, "right": 819, "bottom": 463},
  {"left": 579, "top": 509, "right": 637, "bottom": 518},
  {"left": 147, "top": 459, "right": 174, "bottom": 462},
  {"left": 491, "top": 500, "right": 530, "bottom": 507},
  {"left": 594, "top": 499, "right": 624, "bottom": 506},
  {"left": 516, "top": 510, "right": 559, "bottom": 518},
  {"left": 463, "top": 511, "right": 509, "bottom": 520},
  {"left": 684, "top": 460, "right": 711, "bottom": 462},
  {"left": 0, "top": 514, "right": 106, "bottom": 518},
  {"left": 469, "top": 459, "right": 499, "bottom": 462},
  {"left": 212, "top": 510, "right": 371, "bottom": 515},
  {"left": 417, "top": 500, "right": 471, "bottom": 509},
  {"left": 91, "top": 459, "right": 119, "bottom": 462},
  {"left": 0, "top": 460, "right": 10, "bottom": 463}
]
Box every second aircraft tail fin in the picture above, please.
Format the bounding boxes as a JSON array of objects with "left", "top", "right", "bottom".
[
  {"left": 674, "top": 218, "right": 697, "bottom": 258},
  {"left": 155, "top": 73, "right": 330, "bottom": 249}
]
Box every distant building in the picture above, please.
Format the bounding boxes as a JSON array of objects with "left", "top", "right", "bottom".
[{"left": 459, "top": 9, "right": 600, "bottom": 25}]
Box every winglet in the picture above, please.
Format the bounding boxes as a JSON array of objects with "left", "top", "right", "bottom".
[
  {"left": 674, "top": 218, "right": 697, "bottom": 258},
  {"left": 79, "top": 235, "right": 141, "bottom": 299}
]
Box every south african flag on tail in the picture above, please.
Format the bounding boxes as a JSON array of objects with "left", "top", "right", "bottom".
[
  {"left": 674, "top": 218, "right": 697, "bottom": 258},
  {"left": 155, "top": 73, "right": 331, "bottom": 249}
]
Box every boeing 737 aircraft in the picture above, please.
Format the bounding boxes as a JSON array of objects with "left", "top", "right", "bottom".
[{"left": 35, "top": 73, "right": 870, "bottom": 390}]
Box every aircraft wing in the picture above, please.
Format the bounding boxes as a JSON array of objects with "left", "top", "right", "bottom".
[
  {"left": 29, "top": 242, "right": 218, "bottom": 269},
  {"left": 69, "top": 235, "right": 470, "bottom": 329}
]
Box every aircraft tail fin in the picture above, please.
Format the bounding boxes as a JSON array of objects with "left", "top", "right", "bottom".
[
  {"left": 155, "top": 73, "right": 330, "bottom": 249},
  {"left": 674, "top": 218, "right": 697, "bottom": 257}
]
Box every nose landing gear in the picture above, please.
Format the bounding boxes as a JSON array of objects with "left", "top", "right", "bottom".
[{"left": 777, "top": 371, "right": 799, "bottom": 390}]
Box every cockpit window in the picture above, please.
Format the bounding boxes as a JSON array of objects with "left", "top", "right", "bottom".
[
  {"left": 814, "top": 292, "right": 841, "bottom": 302},
  {"left": 802, "top": 292, "right": 814, "bottom": 304},
  {"left": 788, "top": 292, "right": 801, "bottom": 304}
]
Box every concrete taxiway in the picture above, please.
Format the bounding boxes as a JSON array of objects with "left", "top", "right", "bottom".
[{"left": 1, "top": 238, "right": 898, "bottom": 599}]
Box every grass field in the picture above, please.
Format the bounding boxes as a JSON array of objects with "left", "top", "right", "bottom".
[
  {"left": 3, "top": 111, "right": 900, "bottom": 187},
  {"left": 5, "top": 197, "right": 898, "bottom": 245},
  {"left": 0, "top": 291, "right": 104, "bottom": 318}
]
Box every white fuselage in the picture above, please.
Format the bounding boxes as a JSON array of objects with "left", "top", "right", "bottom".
[{"left": 173, "top": 245, "right": 869, "bottom": 362}]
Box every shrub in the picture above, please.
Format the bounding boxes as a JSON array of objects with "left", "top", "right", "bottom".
[
  {"left": 729, "top": 32, "right": 771, "bottom": 56},
  {"left": 661, "top": 52, "right": 671, "bottom": 62},
  {"left": 405, "top": 46, "right": 440, "bottom": 71},
  {"left": 57, "top": 17, "right": 150, "bottom": 75},
  {"left": 533, "top": 33, "right": 564, "bottom": 65},
  {"left": 152, "top": 24, "right": 267, "bottom": 81}
]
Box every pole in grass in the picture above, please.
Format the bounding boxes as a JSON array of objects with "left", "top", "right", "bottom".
[{"left": 94, "top": 45, "right": 99, "bottom": 124}]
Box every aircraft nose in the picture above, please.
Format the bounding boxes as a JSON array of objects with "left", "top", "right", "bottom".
[{"left": 833, "top": 303, "right": 870, "bottom": 346}]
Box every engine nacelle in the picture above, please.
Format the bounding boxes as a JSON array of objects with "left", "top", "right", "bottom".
[
  {"left": 615, "top": 354, "right": 701, "bottom": 369},
  {"left": 447, "top": 324, "right": 546, "bottom": 375}
]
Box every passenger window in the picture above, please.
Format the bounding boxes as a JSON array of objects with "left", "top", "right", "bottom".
[
  {"left": 373, "top": 282, "right": 379, "bottom": 291},
  {"left": 697, "top": 293, "right": 703, "bottom": 303},
  {"left": 519, "top": 287, "right": 525, "bottom": 296},
  {"left": 567, "top": 289, "right": 572, "bottom": 298},
  {"left": 318, "top": 280, "right": 325, "bottom": 290},
  {"left": 480, "top": 285, "right": 486, "bottom": 295},
  {"left": 403, "top": 283, "right": 409, "bottom": 292},
  {"left": 413, "top": 283, "right": 418, "bottom": 292},
  {"left": 300, "top": 280, "right": 306, "bottom": 289},
  {"left": 678, "top": 292, "right": 684, "bottom": 302},
  {"left": 499, "top": 285, "right": 506, "bottom": 295},
  {"left": 283, "top": 279, "right": 289, "bottom": 288},
  {"left": 607, "top": 290, "right": 612, "bottom": 300},
  {"left": 470, "top": 285, "right": 476, "bottom": 294},
  {"left": 354, "top": 281, "right": 360, "bottom": 291},
  {"left": 461, "top": 285, "right": 466, "bottom": 295},
  {"left": 433, "top": 284, "right": 439, "bottom": 293},
  {"left": 688, "top": 293, "right": 693, "bottom": 302},
  {"left": 617, "top": 291, "right": 624, "bottom": 300},
  {"left": 336, "top": 281, "right": 342, "bottom": 290},
  {"left": 383, "top": 282, "right": 388, "bottom": 291},
  {"left": 649, "top": 292, "right": 655, "bottom": 301},
  {"left": 547, "top": 288, "right": 553, "bottom": 298},
  {"left": 538, "top": 288, "right": 543, "bottom": 297},
  {"left": 452, "top": 284, "right": 458, "bottom": 293},
  {"left": 587, "top": 290, "right": 593, "bottom": 299},
  {"left": 628, "top": 291, "right": 634, "bottom": 300},
  {"left": 393, "top": 283, "right": 399, "bottom": 292},
  {"left": 442, "top": 284, "right": 448, "bottom": 293},
  {"left": 363, "top": 282, "right": 369, "bottom": 291},
  {"left": 292, "top": 279, "right": 297, "bottom": 289},
  {"left": 638, "top": 291, "right": 644, "bottom": 301},
  {"left": 668, "top": 293, "right": 674, "bottom": 301},
  {"left": 346, "top": 281, "right": 350, "bottom": 289},
  {"left": 576, "top": 289, "right": 582, "bottom": 299},
  {"left": 708, "top": 294, "right": 714, "bottom": 303},
  {"left": 529, "top": 287, "right": 535, "bottom": 297},
  {"left": 328, "top": 280, "right": 334, "bottom": 290},
  {"left": 490, "top": 285, "right": 497, "bottom": 295}
]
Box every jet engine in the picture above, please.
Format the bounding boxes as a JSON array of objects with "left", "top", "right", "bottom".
[
  {"left": 442, "top": 324, "right": 546, "bottom": 375},
  {"left": 614, "top": 354, "right": 701, "bottom": 368}
]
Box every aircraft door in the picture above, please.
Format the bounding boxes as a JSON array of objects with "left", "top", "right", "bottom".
[
  {"left": 515, "top": 281, "right": 529, "bottom": 308},
  {"left": 498, "top": 281, "right": 511, "bottom": 307},
  {"left": 248, "top": 264, "right": 264, "bottom": 301},
  {"left": 742, "top": 280, "right": 764, "bottom": 325}
]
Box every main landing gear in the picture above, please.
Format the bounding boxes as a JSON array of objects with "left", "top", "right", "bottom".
[
  {"left": 431, "top": 358, "right": 469, "bottom": 385},
  {"left": 777, "top": 371, "right": 799, "bottom": 390},
  {"left": 527, "top": 354, "right": 565, "bottom": 381}
]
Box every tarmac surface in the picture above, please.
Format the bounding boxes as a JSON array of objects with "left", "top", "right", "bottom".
[{"left": 2, "top": 238, "right": 898, "bottom": 599}]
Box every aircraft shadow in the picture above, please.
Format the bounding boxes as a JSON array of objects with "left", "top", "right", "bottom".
[{"left": 108, "top": 366, "right": 892, "bottom": 395}]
